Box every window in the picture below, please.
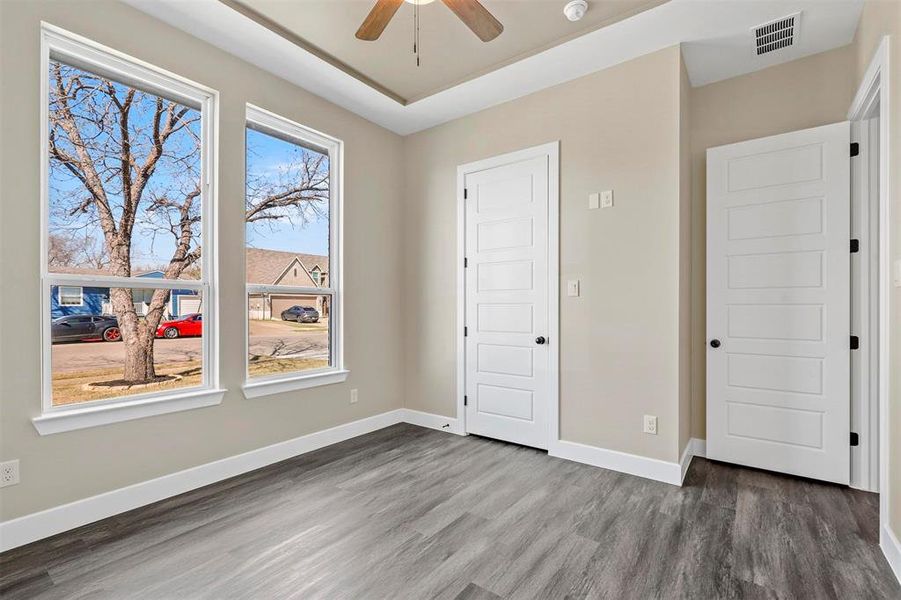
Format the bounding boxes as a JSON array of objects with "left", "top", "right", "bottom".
[
  {"left": 243, "top": 104, "right": 345, "bottom": 397},
  {"left": 34, "top": 25, "right": 222, "bottom": 435},
  {"left": 58, "top": 286, "right": 83, "bottom": 306}
]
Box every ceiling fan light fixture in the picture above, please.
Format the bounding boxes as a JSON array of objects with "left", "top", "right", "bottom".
[{"left": 357, "top": 0, "right": 503, "bottom": 43}]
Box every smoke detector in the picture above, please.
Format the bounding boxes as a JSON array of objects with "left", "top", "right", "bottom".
[
  {"left": 564, "top": 0, "right": 588, "bottom": 22},
  {"left": 752, "top": 12, "right": 801, "bottom": 56}
]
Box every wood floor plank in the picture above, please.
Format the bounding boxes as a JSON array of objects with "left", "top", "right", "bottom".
[{"left": 1, "top": 424, "right": 898, "bottom": 599}]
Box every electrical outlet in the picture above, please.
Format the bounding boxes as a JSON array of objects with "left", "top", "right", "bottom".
[
  {"left": 643, "top": 415, "right": 658, "bottom": 435},
  {"left": 350, "top": 388, "right": 358, "bottom": 404},
  {"left": 1, "top": 460, "right": 20, "bottom": 488}
]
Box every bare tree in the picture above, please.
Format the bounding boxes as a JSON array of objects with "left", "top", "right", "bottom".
[
  {"left": 49, "top": 62, "right": 329, "bottom": 384},
  {"left": 48, "top": 233, "right": 79, "bottom": 268},
  {"left": 244, "top": 137, "right": 329, "bottom": 237},
  {"left": 48, "top": 232, "right": 110, "bottom": 270}
]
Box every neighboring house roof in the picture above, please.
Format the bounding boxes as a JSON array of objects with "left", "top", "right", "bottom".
[
  {"left": 50, "top": 267, "right": 177, "bottom": 278},
  {"left": 245, "top": 247, "right": 328, "bottom": 286}
]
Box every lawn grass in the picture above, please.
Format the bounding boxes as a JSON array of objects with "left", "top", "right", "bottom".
[
  {"left": 247, "top": 356, "right": 329, "bottom": 377},
  {"left": 52, "top": 354, "right": 329, "bottom": 406},
  {"left": 52, "top": 360, "right": 203, "bottom": 406}
]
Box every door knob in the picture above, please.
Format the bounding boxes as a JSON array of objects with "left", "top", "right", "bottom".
[
  {"left": 535, "top": 336, "right": 546, "bottom": 345},
  {"left": 710, "top": 339, "right": 721, "bottom": 348}
]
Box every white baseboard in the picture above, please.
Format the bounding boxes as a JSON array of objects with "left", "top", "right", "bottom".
[
  {"left": 0, "top": 409, "right": 405, "bottom": 553},
  {"left": 679, "top": 437, "right": 706, "bottom": 484},
  {"left": 400, "top": 408, "right": 462, "bottom": 435},
  {"left": 691, "top": 437, "right": 707, "bottom": 458},
  {"left": 679, "top": 440, "right": 693, "bottom": 484},
  {"left": 882, "top": 524, "right": 901, "bottom": 586},
  {"left": 550, "top": 440, "right": 684, "bottom": 486}
]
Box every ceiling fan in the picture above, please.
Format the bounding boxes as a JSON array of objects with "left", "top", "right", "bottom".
[{"left": 356, "top": 0, "right": 503, "bottom": 43}]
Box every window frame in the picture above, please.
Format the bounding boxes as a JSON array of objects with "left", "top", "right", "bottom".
[
  {"left": 242, "top": 104, "right": 346, "bottom": 398},
  {"left": 57, "top": 285, "right": 84, "bottom": 307},
  {"left": 34, "top": 24, "right": 223, "bottom": 435}
]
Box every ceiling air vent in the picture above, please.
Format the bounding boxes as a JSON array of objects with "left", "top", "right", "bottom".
[{"left": 752, "top": 12, "right": 800, "bottom": 56}]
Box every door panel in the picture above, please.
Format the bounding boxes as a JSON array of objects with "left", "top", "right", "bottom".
[
  {"left": 707, "top": 121, "right": 850, "bottom": 484},
  {"left": 465, "top": 155, "right": 549, "bottom": 449}
]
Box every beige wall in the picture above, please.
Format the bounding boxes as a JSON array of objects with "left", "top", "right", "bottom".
[
  {"left": 0, "top": 0, "right": 405, "bottom": 521},
  {"left": 678, "top": 56, "right": 692, "bottom": 455},
  {"left": 688, "top": 45, "right": 856, "bottom": 439},
  {"left": 403, "top": 46, "right": 689, "bottom": 463},
  {"left": 852, "top": 0, "right": 901, "bottom": 535}
]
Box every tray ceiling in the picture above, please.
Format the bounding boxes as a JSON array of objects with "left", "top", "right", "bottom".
[
  {"left": 230, "top": 0, "right": 669, "bottom": 103},
  {"left": 126, "top": 0, "right": 864, "bottom": 135}
]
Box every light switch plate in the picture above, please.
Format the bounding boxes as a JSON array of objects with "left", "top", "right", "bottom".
[
  {"left": 588, "top": 193, "right": 600, "bottom": 210},
  {"left": 567, "top": 280, "right": 580, "bottom": 297},
  {"left": 601, "top": 190, "right": 614, "bottom": 208}
]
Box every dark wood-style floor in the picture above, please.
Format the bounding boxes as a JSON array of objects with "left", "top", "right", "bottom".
[{"left": 1, "top": 423, "right": 898, "bottom": 599}]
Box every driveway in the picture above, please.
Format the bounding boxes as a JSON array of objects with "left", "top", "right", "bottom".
[{"left": 51, "top": 319, "right": 329, "bottom": 373}]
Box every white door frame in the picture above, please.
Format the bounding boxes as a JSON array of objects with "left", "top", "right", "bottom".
[
  {"left": 847, "top": 36, "right": 891, "bottom": 545},
  {"left": 456, "top": 141, "right": 560, "bottom": 445}
]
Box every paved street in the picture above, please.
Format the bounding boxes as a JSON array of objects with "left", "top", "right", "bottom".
[{"left": 51, "top": 319, "right": 328, "bottom": 373}]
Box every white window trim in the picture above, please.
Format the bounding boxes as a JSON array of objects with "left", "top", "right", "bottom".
[
  {"left": 243, "top": 104, "right": 345, "bottom": 399},
  {"left": 57, "top": 285, "right": 84, "bottom": 307},
  {"left": 36, "top": 24, "right": 224, "bottom": 435}
]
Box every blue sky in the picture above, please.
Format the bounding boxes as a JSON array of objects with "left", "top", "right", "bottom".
[
  {"left": 48, "top": 61, "right": 204, "bottom": 272},
  {"left": 48, "top": 60, "right": 330, "bottom": 274},
  {"left": 245, "top": 128, "right": 330, "bottom": 257}
]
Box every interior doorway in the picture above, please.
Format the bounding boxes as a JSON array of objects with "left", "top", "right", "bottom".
[
  {"left": 456, "top": 142, "right": 560, "bottom": 450},
  {"left": 847, "top": 37, "right": 891, "bottom": 546}
]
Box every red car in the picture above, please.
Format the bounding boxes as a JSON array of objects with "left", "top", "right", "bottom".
[{"left": 156, "top": 313, "right": 203, "bottom": 339}]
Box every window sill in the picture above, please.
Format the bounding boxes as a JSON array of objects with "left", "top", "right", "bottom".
[
  {"left": 31, "top": 388, "right": 226, "bottom": 436},
  {"left": 242, "top": 369, "right": 349, "bottom": 399}
]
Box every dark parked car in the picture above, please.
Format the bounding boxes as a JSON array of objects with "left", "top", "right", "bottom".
[
  {"left": 280, "top": 305, "right": 320, "bottom": 323},
  {"left": 51, "top": 315, "right": 120, "bottom": 343}
]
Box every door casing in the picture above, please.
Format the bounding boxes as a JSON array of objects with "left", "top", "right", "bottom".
[
  {"left": 456, "top": 142, "right": 560, "bottom": 445},
  {"left": 847, "top": 35, "right": 891, "bottom": 533}
]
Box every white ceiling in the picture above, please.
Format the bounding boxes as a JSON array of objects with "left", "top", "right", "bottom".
[{"left": 123, "top": 0, "right": 864, "bottom": 135}]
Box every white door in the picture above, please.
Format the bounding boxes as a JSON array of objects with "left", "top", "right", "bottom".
[
  {"left": 707, "top": 121, "right": 851, "bottom": 484},
  {"left": 464, "top": 154, "right": 550, "bottom": 449}
]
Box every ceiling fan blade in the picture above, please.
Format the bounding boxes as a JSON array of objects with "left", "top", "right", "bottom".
[
  {"left": 441, "top": 0, "right": 503, "bottom": 42},
  {"left": 356, "top": 0, "right": 404, "bottom": 41}
]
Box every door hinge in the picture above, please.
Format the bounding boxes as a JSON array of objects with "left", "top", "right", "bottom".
[
  {"left": 850, "top": 432, "right": 860, "bottom": 446},
  {"left": 464, "top": 257, "right": 468, "bottom": 268},
  {"left": 464, "top": 188, "right": 468, "bottom": 199},
  {"left": 851, "top": 335, "right": 860, "bottom": 350},
  {"left": 850, "top": 142, "right": 860, "bottom": 157},
  {"left": 850, "top": 239, "right": 860, "bottom": 253},
  {"left": 464, "top": 395, "right": 468, "bottom": 406},
  {"left": 464, "top": 326, "right": 468, "bottom": 337}
]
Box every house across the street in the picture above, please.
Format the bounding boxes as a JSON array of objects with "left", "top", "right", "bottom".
[
  {"left": 50, "top": 269, "right": 201, "bottom": 319},
  {"left": 246, "top": 247, "right": 329, "bottom": 320}
]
